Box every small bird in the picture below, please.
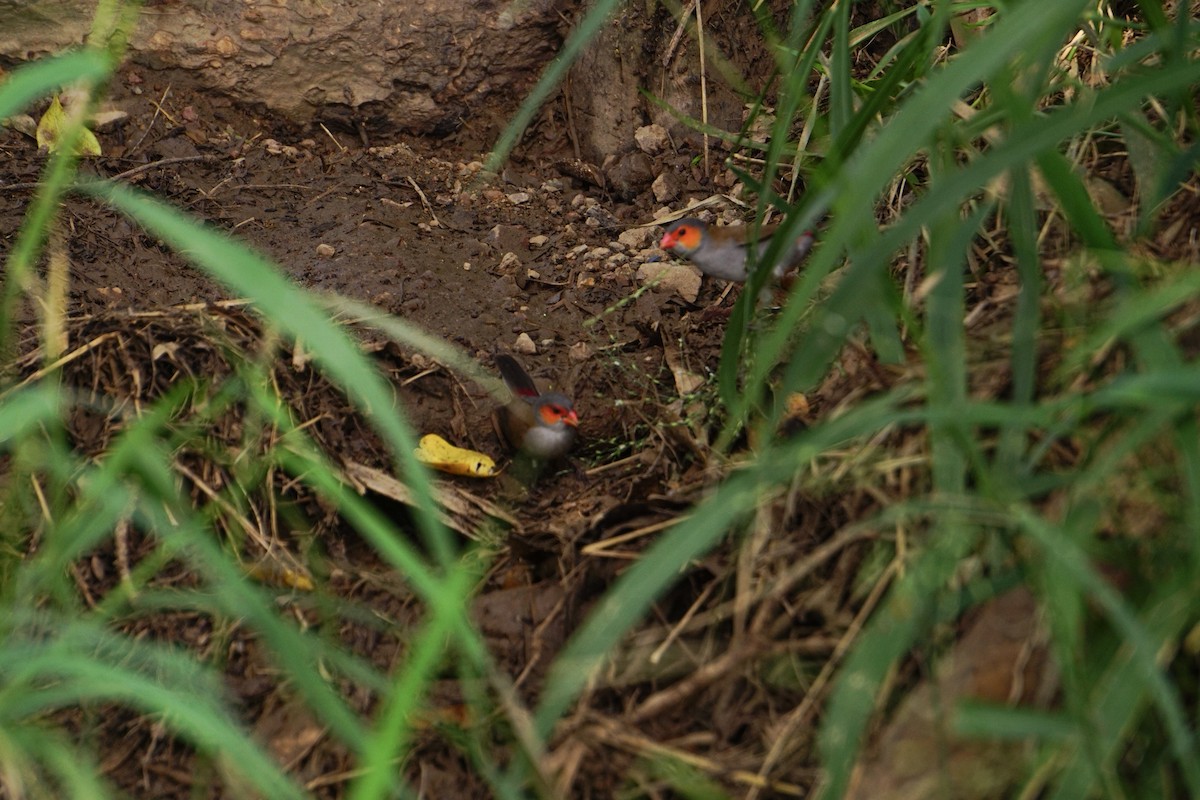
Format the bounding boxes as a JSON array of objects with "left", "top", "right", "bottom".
[
  {"left": 659, "top": 217, "right": 815, "bottom": 284},
  {"left": 493, "top": 354, "right": 579, "bottom": 461}
]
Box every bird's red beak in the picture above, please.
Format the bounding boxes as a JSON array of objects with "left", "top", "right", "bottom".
[
  {"left": 660, "top": 231, "right": 678, "bottom": 249},
  {"left": 565, "top": 409, "right": 579, "bottom": 427}
]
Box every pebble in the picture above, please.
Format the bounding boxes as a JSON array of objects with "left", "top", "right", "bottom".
[
  {"left": 636, "top": 261, "right": 702, "bottom": 303},
  {"left": 529, "top": 235, "right": 549, "bottom": 248},
  {"left": 618, "top": 227, "right": 657, "bottom": 249},
  {"left": 513, "top": 333, "right": 537, "bottom": 354},
  {"left": 569, "top": 341, "right": 592, "bottom": 362},
  {"left": 652, "top": 171, "right": 682, "bottom": 202},
  {"left": 489, "top": 223, "right": 527, "bottom": 252},
  {"left": 634, "top": 123, "right": 670, "bottom": 155},
  {"left": 507, "top": 192, "right": 531, "bottom": 205},
  {"left": 315, "top": 243, "right": 335, "bottom": 257},
  {"left": 93, "top": 109, "right": 129, "bottom": 132},
  {"left": 494, "top": 275, "right": 520, "bottom": 297},
  {"left": 604, "top": 151, "right": 654, "bottom": 199},
  {"left": 498, "top": 252, "right": 522, "bottom": 273}
]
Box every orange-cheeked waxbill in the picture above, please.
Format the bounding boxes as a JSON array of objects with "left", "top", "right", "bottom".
[
  {"left": 494, "top": 354, "right": 578, "bottom": 461},
  {"left": 659, "top": 218, "right": 815, "bottom": 283}
]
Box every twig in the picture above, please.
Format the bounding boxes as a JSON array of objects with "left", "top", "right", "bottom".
[
  {"left": 581, "top": 515, "right": 685, "bottom": 558},
  {"left": 662, "top": 0, "right": 699, "bottom": 68},
  {"left": 593, "top": 718, "right": 807, "bottom": 796},
  {"left": 748, "top": 556, "right": 899, "bottom": 799},
  {"left": 696, "top": 0, "right": 710, "bottom": 177},
  {"left": 2, "top": 331, "right": 121, "bottom": 398},
  {"left": 319, "top": 123, "right": 346, "bottom": 153},
  {"left": 406, "top": 175, "right": 442, "bottom": 228},
  {"left": 0, "top": 155, "right": 220, "bottom": 192},
  {"left": 648, "top": 578, "right": 719, "bottom": 665},
  {"left": 108, "top": 155, "right": 219, "bottom": 183},
  {"left": 129, "top": 84, "right": 171, "bottom": 155}
]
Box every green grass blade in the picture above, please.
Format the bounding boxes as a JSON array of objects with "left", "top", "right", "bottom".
[
  {"left": 534, "top": 390, "right": 908, "bottom": 740},
  {"left": 0, "top": 50, "right": 110, "bottom": 119},
  {"left": 1015, "top": 506, "right": 1200, "bottom": 794},
  {"left": 80, "top": 181, "right": 456, "bottom": 566},
  {"left": 485, "top": 0, "right": 622, "bottom": 173}
]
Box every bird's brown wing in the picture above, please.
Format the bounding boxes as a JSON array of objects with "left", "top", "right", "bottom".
[{"left": 493, "top": 399, "right": 535, "bottom": 452}]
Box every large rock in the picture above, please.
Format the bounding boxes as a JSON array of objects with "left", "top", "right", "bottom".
[{"left": 0, "top": 0, "right": 569, "bottom": 135}]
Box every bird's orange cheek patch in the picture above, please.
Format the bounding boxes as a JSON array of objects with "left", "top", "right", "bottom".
[{"left": 540, "top": 406, "right": 573, "bottom": 426}]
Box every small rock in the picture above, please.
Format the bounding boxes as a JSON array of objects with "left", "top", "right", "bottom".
[
  {"left": 528, "top": 234, "right": 549, "bottom": 248},
  {"left": 315, "top": 243, "right": 335, "bottom": 257},
  {"left": 92, "top": 109, "right": 129, "bottom": 132},
  {"left": 513, "top": 333, "right": 537, "bottom": 354},
  {"left": 584, "top": 205, "right": 621, "bottom": 232},
  {"left": 604, "top": 151, "right": 655, "bottom": 199},
  {"left": 151, "top": 134, "right": 200, "bottom": 160},
  {"left": 619, "top": 227, "right": 657, "bottom": 249},
  {"left": 652, "top": 171, "right": 682, "bottom": 203},
  {"left": 636, "top": 261, "right": 702, "bottom": 303},
  {"left": 498, "top": 252, "right": 522, "bottom": 274},
  {"left": 634, "top": 123, "right": 670, "bottom": 155},
  {"left": 569, "top": 342, "right": 592, "bottom": 362},
  {"left": 488, "top": 224, "right": 527, "bottom": 252},
  {"left": 494, "top": 275, "right": 520, "bottom": 297},
  {"left": 588, "top": 246, "right": 612, "bottom": 260},
  {"left": 507, "top": 191, "right": 532, "bottom": 205}
]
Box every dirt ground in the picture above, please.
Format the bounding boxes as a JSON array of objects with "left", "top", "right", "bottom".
[{"left": 1, "top": 62, "right": 879, "bottom": 797}]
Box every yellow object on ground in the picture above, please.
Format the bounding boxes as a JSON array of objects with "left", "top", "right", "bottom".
[
  {"left": 36, "top": 95, "right": 102, "bottom": 156},
  {"left": 414, "top": 433, "right": 498, "bottom": 477}
]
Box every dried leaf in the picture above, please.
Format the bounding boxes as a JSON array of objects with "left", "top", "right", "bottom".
[{"left": 36, "top": 95, "right": 102, "bottom": 157}]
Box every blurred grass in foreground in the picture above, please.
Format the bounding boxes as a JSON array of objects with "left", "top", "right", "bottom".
[{"left": 1, "top": 0, "right": 1199, "bottom": 798}]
